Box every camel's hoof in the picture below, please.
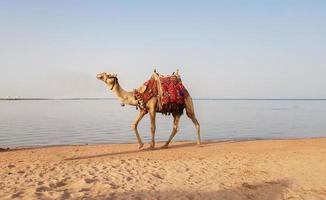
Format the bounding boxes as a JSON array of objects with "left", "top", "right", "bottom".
[
  {"left": 138, "top": 143, "right": 144, "bottom": 149},
  {"left": 147, "top": 146, "right": 155, "bottom": 150},
  {"left": 197, "top": 142, "right": 203, "bottom": 147},
  {"left": 160, "top": 144, "right": 169, "bottom": 149},
  {"left": 144, "top": 147, "right": 155, "bottom": 151}
]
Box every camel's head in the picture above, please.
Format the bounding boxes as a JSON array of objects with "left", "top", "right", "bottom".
[{"left": 96, "top": 72, "right": 118, "bottom": 89}]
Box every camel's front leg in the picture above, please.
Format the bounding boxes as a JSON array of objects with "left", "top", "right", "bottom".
[
  {"left": 131, "top": 110, "right": 147, "bottom": 149},
  {"left": 149, "top": 110, "right": 156, "bottom": 149}
]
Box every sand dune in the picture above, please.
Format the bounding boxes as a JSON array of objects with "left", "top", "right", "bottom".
[{"left": 1, "top": 138, "right": 326, "bottom": 199}]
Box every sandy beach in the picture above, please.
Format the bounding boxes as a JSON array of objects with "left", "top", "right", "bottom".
[{"left": 1, "top": 138, "right": 326, "bottom": 200}]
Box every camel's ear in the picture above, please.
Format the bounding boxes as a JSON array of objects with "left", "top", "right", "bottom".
[{"left": 112, "top": 73, "right": 117, "bottom": 77}]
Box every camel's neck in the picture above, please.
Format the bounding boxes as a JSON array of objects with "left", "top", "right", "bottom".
[{"left": 109, "top": 80, "right": 138, "bottom": 106}]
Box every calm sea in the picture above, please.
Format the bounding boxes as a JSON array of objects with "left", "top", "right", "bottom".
[{"left": 1, "top": 99, "right": 326, "bottom": 148}]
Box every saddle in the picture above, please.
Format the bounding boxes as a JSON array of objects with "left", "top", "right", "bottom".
[{"left": 133, "top": 70, "right": 189, "bottom": 115}]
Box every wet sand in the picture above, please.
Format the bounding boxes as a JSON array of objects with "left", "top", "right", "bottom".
[{"left": 1, "top": 138, "right": 326, "bottom": 199}]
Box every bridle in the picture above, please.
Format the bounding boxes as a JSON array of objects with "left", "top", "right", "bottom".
[{"left": 104, "top": 75, "right": 117, "bottom": 90}]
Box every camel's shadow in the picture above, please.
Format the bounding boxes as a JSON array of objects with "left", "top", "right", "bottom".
[{"left": 65, "top": 140, "right": 240, "bottom": 161}]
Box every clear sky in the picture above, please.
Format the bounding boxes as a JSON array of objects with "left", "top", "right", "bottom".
[{"left": 0, "top": 0, "right": 325, "bottom": 98}]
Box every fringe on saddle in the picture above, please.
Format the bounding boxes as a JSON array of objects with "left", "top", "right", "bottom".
[{"left": 133, "top": 69, "right": 189, "bottom": 115}]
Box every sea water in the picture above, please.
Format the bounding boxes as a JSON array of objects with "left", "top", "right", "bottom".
[{"left": 1, "top": 99, "right": 326, "bottom": 148}]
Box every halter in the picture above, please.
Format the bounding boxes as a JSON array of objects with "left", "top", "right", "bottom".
[{"left": 104, "top": 76, "right": 117, "bottom": 90}]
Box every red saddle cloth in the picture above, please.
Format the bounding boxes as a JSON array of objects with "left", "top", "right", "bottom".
[
  {"left": 160, "top": 76, "right": 187, "bottom": 105},
  {"left": 134, "top": 75, "right": 189, "bottom": 115}
]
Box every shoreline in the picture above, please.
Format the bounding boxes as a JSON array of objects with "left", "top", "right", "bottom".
[
  {"left": 1, "top": 137, "right": 326, "bottom": 199},
  {"left": 1, "top": 136, "right": 326, "bottom": 152}
]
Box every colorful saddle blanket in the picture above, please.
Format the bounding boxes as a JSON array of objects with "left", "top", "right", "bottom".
[{"left": 133, "top": 73, "right": 189, "bottom": 115}]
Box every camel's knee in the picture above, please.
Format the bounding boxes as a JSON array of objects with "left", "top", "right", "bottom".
[
  {"left": 195, "top": 123, "right": 200, "bottom": 130},
  {"left": 150, "top": 125, "right": 156, "bottom": 133},
  {"left": 131, "top": 124, "right": 137, "bottom": 130},
  {"left": 173, "top": 125, "right": 179, "bottom": 132}
]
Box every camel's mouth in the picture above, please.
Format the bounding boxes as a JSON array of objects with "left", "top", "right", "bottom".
[{"left": 96, "top": 73, "right": 105, "bottom": 80}]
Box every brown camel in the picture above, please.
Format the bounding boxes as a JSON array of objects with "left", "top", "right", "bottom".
[{"left": 96, "top": 72, "right": 201, "bottom": 149}]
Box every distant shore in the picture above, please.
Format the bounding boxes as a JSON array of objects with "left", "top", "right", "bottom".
[
  {"left": 1, "top": 138, "right": 326, "bottom": 199},
  {"left": 1, "top": 97, "right": 326, "bottom": 101}
]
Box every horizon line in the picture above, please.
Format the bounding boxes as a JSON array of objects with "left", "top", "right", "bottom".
[{"left": 1, "top": 97, "right": 326, "bottom": 101}]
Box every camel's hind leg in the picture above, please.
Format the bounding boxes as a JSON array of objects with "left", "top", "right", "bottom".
[
  {"left": 131, "top": 110, "right": 147, "bottom": 149},
  {"left": 162, "top": 113, "right": 181, "bottom": 148},
  {"left": 185, "top": 96, "right": 201, "bottom": 145}
]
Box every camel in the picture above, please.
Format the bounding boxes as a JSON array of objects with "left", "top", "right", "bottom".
[{"left": 96, "top": 71, "right": 201, "bottom": 149}]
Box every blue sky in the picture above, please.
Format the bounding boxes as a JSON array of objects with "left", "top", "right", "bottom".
[{"left": 0, "top": 0, "right": 325, "bottom": 98}]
